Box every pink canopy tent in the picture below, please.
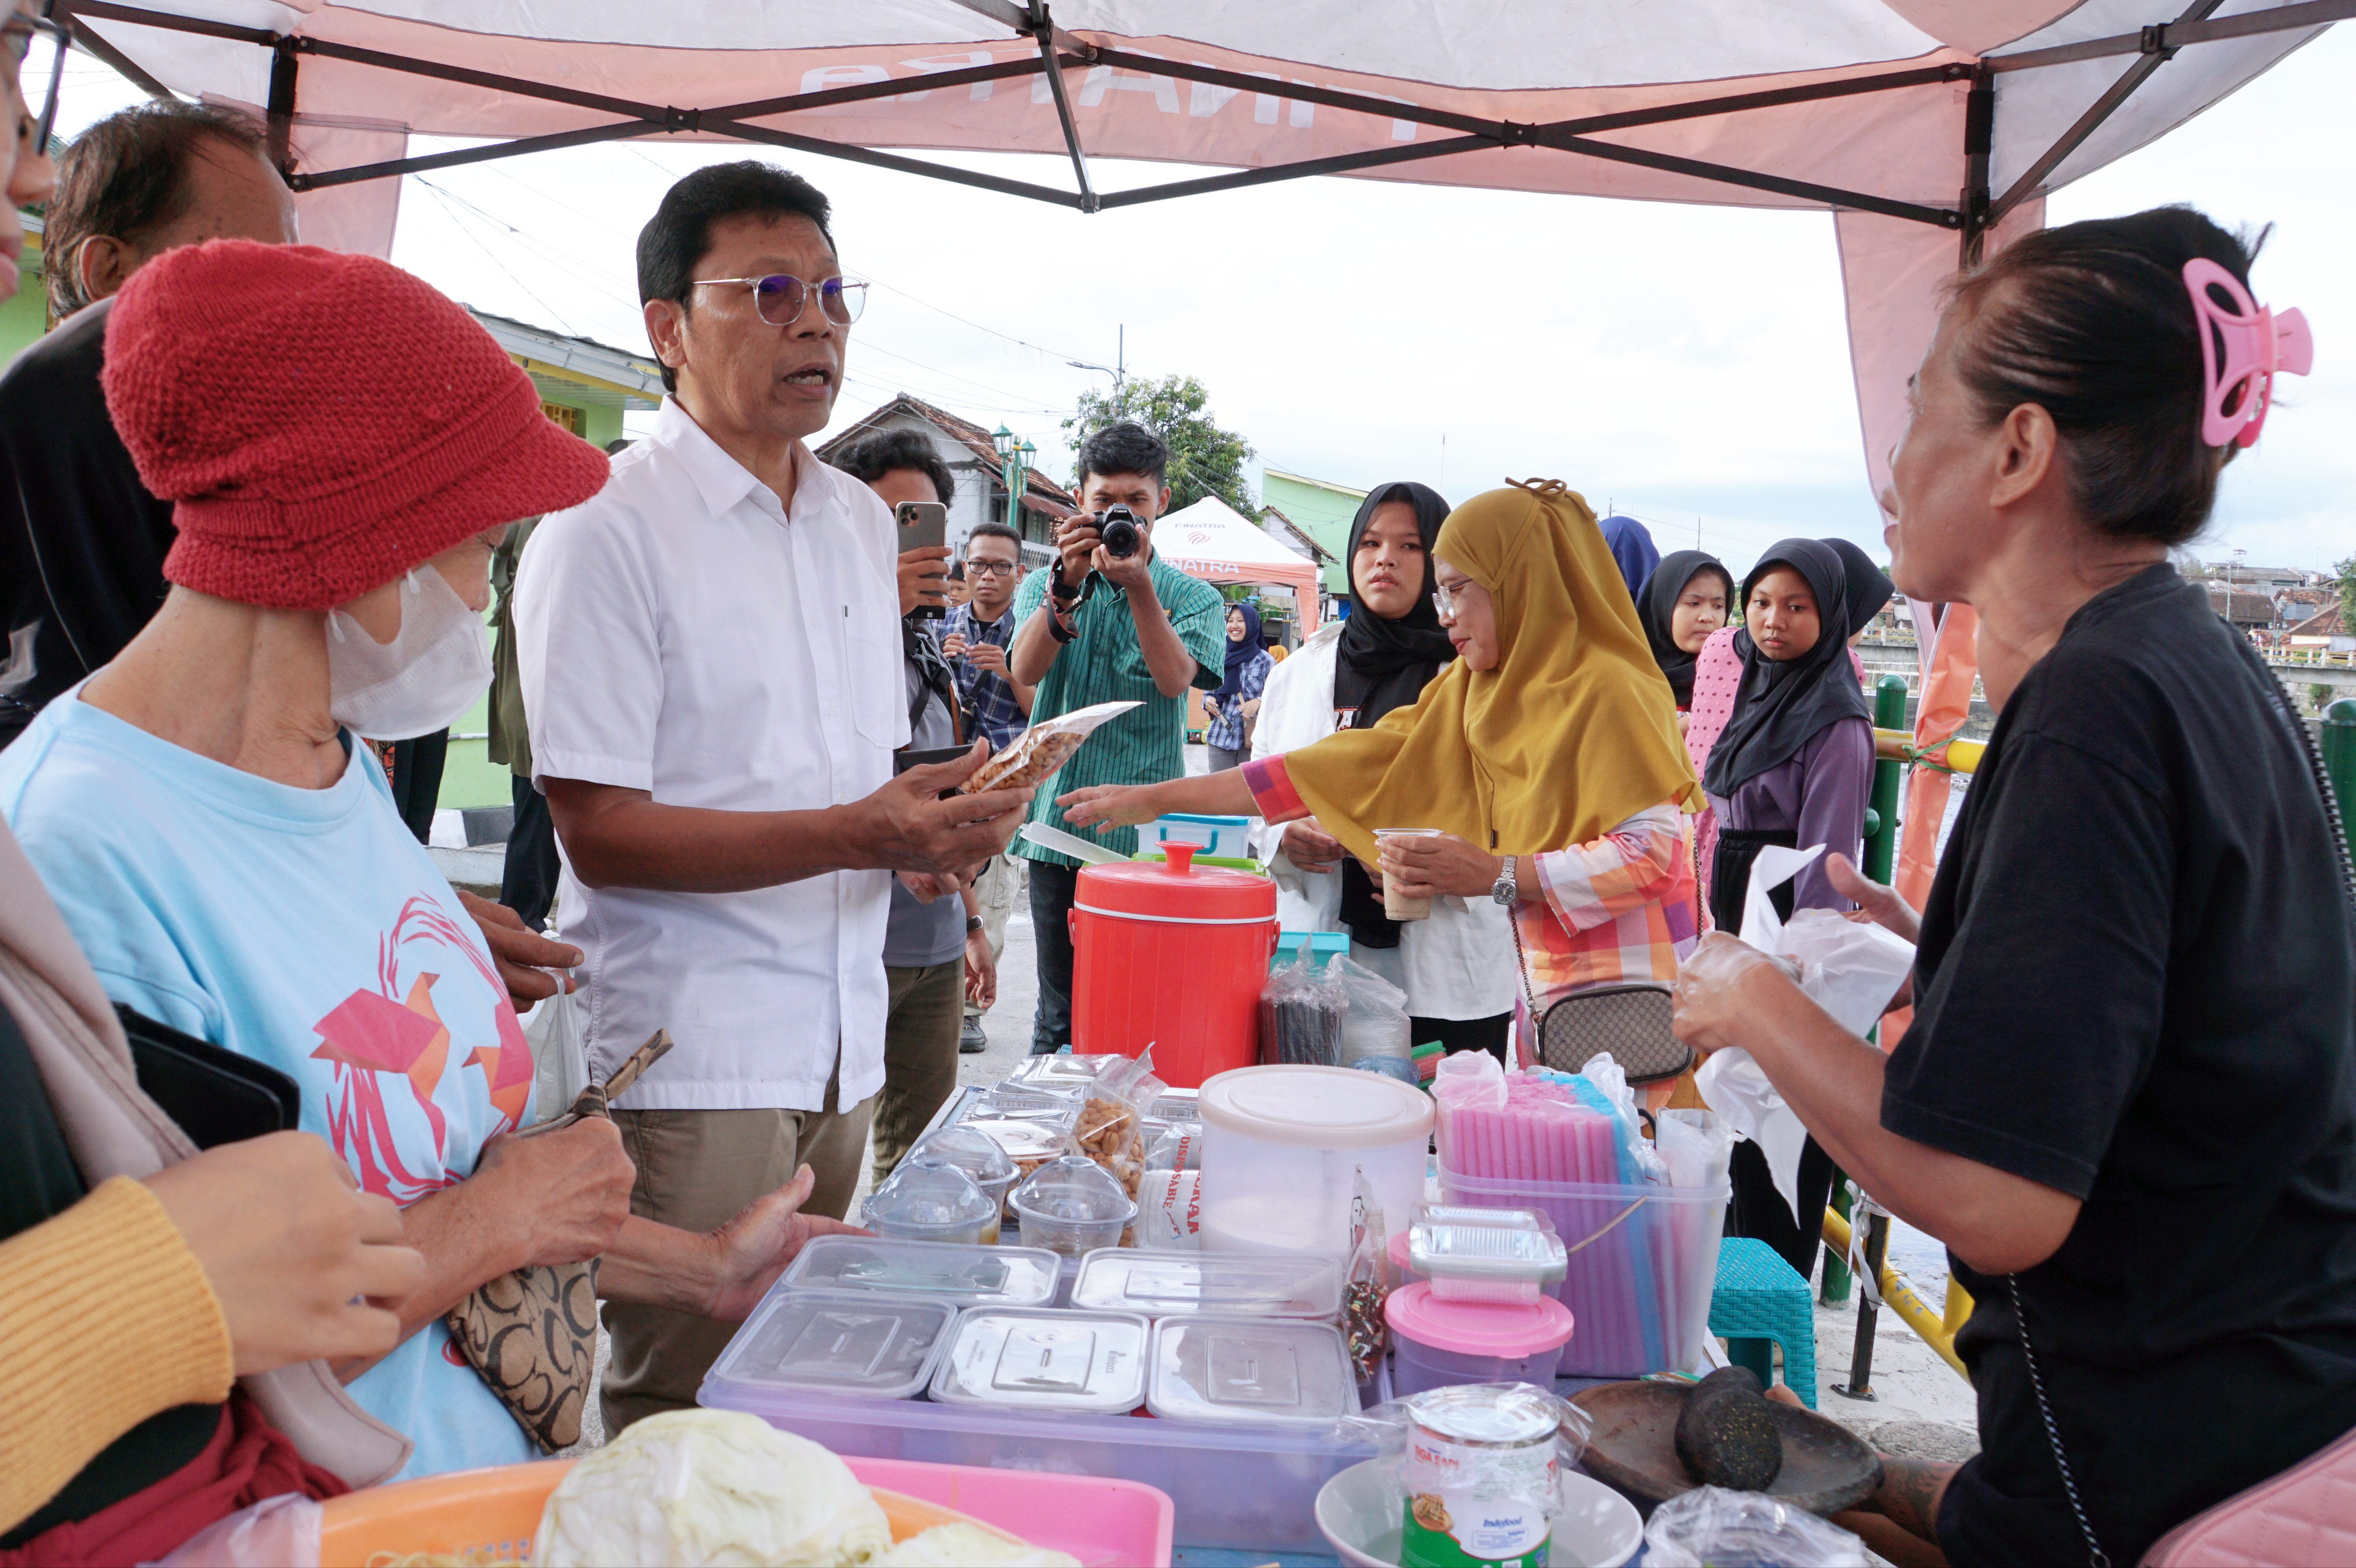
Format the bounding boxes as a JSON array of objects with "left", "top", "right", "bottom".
[{"left": 50, "top": 0, "right": 2342, "bottom": 925}]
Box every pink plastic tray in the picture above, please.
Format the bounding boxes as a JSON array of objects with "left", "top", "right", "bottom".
[{"left": 845, "top": 1454, "right": 1176, "bottom": 1567}]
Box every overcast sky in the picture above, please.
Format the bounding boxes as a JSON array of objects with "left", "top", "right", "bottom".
[{"left": 47, "top": 24, "right": 2356, "bottom": 579}]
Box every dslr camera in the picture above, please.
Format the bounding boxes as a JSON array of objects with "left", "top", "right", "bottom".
[{"left": 1097, "top": 504, "right": 1143, "bottom": 560}]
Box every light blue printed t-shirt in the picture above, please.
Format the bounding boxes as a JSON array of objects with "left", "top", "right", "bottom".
[{"left": 0, "top": 690, "right": 536, "bottom": 1481}]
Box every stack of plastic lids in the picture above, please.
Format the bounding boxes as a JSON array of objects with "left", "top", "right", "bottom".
[
  {"left": 1071, "top": 1248, "right": 1341, "bottom": 1319},
  {"left": 1147, "top": 1316, "right": 1359, "bottom": 1427},
  {"left": 703, "top": 1288, "right": 956, "bottom": 1405},
  {"left": 781, "top": 1235, "right": 1059, "bottom": 1307},
  {"left": 861, "top": 1160, "right": 999, "bottom": 1245},
  {"left": 1398, "top": 1204, "right": 1569, "bottom": 1305},
  {"left": 1005, "top": 1053, "right": 1125, "bottom": 1096},
  {"left": 929, "top": 1308, "right": 1149, "bottom": 1414}
]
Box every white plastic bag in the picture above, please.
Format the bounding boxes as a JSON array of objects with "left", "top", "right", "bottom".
[
  {"left": 1642, "top": 1486, "right": 1870, "bottom": 1568},
  {"left": 522, "top": 984, "right": 588, "bottom": 1126},
  {"left": 1331, "top": 954, "right": 1411, "bottom": 1069},
  {"left": 1702, "top": 843, "right": 1916, "bottom": 1223},
  {"left": 144, "top": 1493, "right": 322, "bottom": 1567}
]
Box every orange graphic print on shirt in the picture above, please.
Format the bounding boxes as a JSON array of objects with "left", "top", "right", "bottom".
[{"left": 310, "top": 894, "right": 527, "bottom": 1201}]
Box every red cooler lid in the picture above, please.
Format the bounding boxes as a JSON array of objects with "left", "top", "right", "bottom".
[{"left": 1075, "top": 847, "right": 1275, "bottom": 921}]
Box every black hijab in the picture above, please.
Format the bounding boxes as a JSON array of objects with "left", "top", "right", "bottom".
[
  {"left": 1822, "top": 537, "right": 1896, "bottom": 638},
  {"left": 1637, "top": 549, "right": 1736, "bottom": 708},
  {"left": 1701, "top": 538, "right": 1872, "bottom": 799},
  {"left": 1331, "top": 480, "right": 1456, "bottom": 947}
]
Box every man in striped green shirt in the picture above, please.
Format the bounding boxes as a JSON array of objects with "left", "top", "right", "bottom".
[{"left": 1008, "top": 422, "right": 1227, "bottom": 1053}]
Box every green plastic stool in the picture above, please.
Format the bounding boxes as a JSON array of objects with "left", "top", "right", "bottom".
[{"left": 1709, "top": 1237, "right": 1819, "bottom": 1409}]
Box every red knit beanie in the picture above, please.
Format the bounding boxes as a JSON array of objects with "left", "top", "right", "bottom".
[{"left": 101, "top": 239, "right": 610, "bottom": 612}]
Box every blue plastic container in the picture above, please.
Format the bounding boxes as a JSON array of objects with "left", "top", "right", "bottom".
[{"left": 1273, "top": 931, "right": 1350, "bottom": 973}]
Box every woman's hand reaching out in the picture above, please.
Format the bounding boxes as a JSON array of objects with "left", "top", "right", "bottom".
[{"left": 1058, "top": 784, "right": 1163, "bottom": 832}]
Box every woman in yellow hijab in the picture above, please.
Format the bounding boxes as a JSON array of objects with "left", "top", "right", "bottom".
[{"left": 1063, "top": 480, "right": 1706, "bottom": 1059}]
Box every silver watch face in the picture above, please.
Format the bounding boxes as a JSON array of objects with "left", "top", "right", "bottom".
[{"left": 1492, "top": 871, "right": 1516, "bottom": 906}]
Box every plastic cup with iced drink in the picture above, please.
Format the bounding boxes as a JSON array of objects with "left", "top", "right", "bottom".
[{"left": 1374, "top": 828, "right": 1441, "bottom": 921}]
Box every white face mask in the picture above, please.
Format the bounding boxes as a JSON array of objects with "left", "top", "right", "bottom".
[{"left": 327, "top": 568, "right": 492, "bottom": 742}]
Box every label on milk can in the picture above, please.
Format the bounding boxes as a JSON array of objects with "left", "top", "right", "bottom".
[{"left": 1398, "top": 1386, "right": 1559, "bottom": 1568}]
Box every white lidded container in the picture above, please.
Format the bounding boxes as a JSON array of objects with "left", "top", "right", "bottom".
[
  {"left": 702, "top": 1287, "right": 955, "bottom": 1403},
  {"left": 1408, "top": 1204, "right": 1569, "bottom": 1306},
  {"left": 780, "top": 1235, "right": 1059, "bottom": 1308},
  {"left": 928, "top": 1307, "right": 1150, "bottom": 1414},
  {"left": 1147, "top": 1315, "right": 1360, "bottom": 1427},
  {"left": 1071, "top": 1248, "right": 1342, "bottom": 1319},
  {"left": 1196, "top": 1065, "right": 1435, "bottom": 1260}
]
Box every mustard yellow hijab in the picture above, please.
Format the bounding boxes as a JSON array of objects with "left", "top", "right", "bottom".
[{"left": 1281, "top": 480, "right": 1702, "bottom": 861}]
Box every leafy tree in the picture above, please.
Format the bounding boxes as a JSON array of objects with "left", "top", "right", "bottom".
[
  {"left": 1063, "top": 373, "right": 1257, "bottom": 519},
  {"left": 2336, "top": 554, "right": 2356, "bottom": 628}
]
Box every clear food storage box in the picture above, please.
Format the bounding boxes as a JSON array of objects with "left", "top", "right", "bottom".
[
  {"left": 928, "top": 1307, "right": 1149, "bottom": 1415},
  {"left": 954, "top": 1117, "right": 1074, "bottom": 1211},
  {"left": 1071, "top": 1248, "right": 1342, "bottom": 1319},
  {"left": 702, "top": 1287, "right": 955, "bottom": 1402},
  {"left": 1005, "top": 1053, "right": 1124, "bottom": 1096},
  {"left": 780, "top": 1236, "right": 1059, "bottom": 1307},
  {"left": 1010, "top": 1154, "right": 1139, "bottom": 1258},
  {"left": 1408, "top": 1205, "right": 1568, "bottom": 1305},
  {"left": 705, "top": 1384, "right": 1376, "bottom": 1553},
  {"left": 1146, "top": 1316, "right": 1359, "bottom": 1428}
]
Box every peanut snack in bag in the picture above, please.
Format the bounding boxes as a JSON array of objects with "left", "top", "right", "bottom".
[
  {"left": 958, "top": 699, "right": 1142, "bottom": 795},
  {"left": 1069, "top": 1050, "right": 1164, "bottom": 1245}
]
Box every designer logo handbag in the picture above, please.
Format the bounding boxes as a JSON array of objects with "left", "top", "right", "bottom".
[{"left": 443, "top": 1029, "right": 671, "bottom": 1452}]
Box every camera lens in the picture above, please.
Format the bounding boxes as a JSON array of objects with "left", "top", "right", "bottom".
[{"left": 1100, "top": 504, "right": 1140, "bottom": 559}]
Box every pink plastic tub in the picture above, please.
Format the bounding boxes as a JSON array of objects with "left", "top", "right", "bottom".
[
  {"left": 1385, "top": 1283, "right": 1574, "bottom": 1398},
  {"left": 845, "top": 1455, "right": 1175, "bottom": 1567}
]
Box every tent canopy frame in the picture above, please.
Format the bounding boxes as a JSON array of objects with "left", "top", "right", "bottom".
[{"left": 55, "top": 0, "right": 2355, "bottom": 248}]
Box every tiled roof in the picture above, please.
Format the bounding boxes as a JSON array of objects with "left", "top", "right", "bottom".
[
  {"left": 2289, "top": 602, "right": 2345, "bottom": 637},
  {"left": 819, "top": 392, "right": 1076, "bottom": 514}
]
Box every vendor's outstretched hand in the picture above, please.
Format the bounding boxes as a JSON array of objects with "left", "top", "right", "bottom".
[
  {"left": 1058, "top": 783, "right": 1160, "bottom": 832},
  {"left": 701, "top": 1164, "right": 866, "bottom": 1322},
  {"left": 1826, "top": 852, "right": 1922, "bottom": 945},
  {"left": 1670, "top": 932, "right": 1800, "bottom": 1057}
]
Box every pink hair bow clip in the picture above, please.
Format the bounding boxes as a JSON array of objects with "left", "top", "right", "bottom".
[{"left": 2184, "top": 258, "right": 2314, "bottom": 449}]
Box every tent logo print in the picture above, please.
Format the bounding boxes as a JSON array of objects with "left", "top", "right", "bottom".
[{"left": 1188, "top": 530, "right": 1214, "bottom": 545}]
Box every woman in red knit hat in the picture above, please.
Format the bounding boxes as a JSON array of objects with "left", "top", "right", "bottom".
[{"left": 0, "top": 239, "right": 860, "bottom": 1497}]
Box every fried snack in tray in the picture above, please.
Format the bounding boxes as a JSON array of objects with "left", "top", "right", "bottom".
[
  {"left": 1069, "top": 1053, "right": 1165, "bottom": 1246},
  {"left": 956, "top": 699, "right": 1142, "bottom": 795}
]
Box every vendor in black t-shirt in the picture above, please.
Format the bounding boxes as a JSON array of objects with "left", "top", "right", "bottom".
[{"left": 1673, "top": 207, "right": 2356, "bottom": 1568}]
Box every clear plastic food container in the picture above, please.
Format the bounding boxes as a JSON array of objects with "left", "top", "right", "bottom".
[
  {"left": 904, "top": 1127, "right": 1019, "bottom": 1241},
  {"left": 1071, "top": 1248, "right": 1342, "bottom": 1320},
  {"left": 962, "top": 1084, "right": 1079, "bottom": 1122},
  {"left": 780, "top": 1235, "right": 1059, "bottom": 1307},
  {"left": 1196, "top": 1065, "right": 1434, "bottom": 1260},
  {"left": 928, "top": 1307, "right": 1150, "bottom": 1414},
  {"left": 1004, "top": 1053, "right": 1125, "bottom": 1096},
  {"left": 1408, "top": 1206, "right": 1568, "bottom": 1305},
  {"left": 1384, "top": 1282, "right": 1575, "bottom": 1398},
  {"left": 862, "top": 1159, "right": 999, "bottom": 1246},
  {"left": 955, "top": 1117, "right": 1075, "bottom": 1215},
  {"left": 1147, "top": 1316, "right": 1359, "bottom": 1427},
  {"left": 1010, "top": 1154, "right": 1139, "bottom": 1259},
  {"left": 702, "top": 1287, "right": 954, "bottom": 1402}
]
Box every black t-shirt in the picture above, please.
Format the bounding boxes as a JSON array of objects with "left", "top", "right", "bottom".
[
  {"left": 1883, "top": 565, "right": 2356, "bottom": 1567},
  {"left": 0, "top": 299, "right": 177, "bottom": 744}
]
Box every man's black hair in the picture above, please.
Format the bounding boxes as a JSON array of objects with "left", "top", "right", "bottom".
[
  {"left": 1074, "top": 421, "right": 1168, "bottom": 488},
  {"left": 46, "top": 100, "right": 271, "bottom": 318},
  {"left": 964, "top": 521, "right": 1024, "bottom": 552},
  {"left": 831, "top": 428, "right": 955, "bottom": 507},
  {"left": 636, "top": 161, "right": 834, "bottom": 392}
]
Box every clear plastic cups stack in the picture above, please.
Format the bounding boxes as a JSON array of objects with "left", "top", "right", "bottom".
[
  {"left": 904, "top": 1126, "right": 1020, "bottom": 1243},
  {"left": 1011, "top": 1154, "right": 1139, "bottom": 1258}
]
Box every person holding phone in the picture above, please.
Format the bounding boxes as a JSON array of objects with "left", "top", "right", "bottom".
[
  {"left": 937, "top": 520, "right": 1033, "bottom": 1052},
  {"left": 830, "top": 429, "right": 998, "bottom": 1171}
]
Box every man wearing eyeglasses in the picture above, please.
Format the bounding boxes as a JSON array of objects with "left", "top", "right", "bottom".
[
  {"left": 938, "top": 520, "right": 1033, "bottom": 1051},
  {"left": 515, "top": 162, "right": 1032, "bottom": 1434}
]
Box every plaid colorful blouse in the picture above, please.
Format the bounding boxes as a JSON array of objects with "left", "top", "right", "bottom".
[{"left": 1239, "top": 757, "right": 1698, "bottom": 1010}]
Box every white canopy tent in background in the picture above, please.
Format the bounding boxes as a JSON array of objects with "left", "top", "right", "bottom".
[
  {"left": 1151, "top": 495, "right": 1325, "bottom": 635},
  {"left": 50, "top": 0, "right": 2343, "bottom": 922}
]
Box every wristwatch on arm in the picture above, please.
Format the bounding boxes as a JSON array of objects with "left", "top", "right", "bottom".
[{"left": 1491, "top": 854, "right": 1518, "bottom": 906}]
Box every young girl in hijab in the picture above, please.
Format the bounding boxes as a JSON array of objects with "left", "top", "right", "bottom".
[
  {"left": 1702, "top": 538, "right": 1878, "bottom": 1278},
  {"left": 1063, "top": 480, "right": 1703, "bottom": 1060},
  {"left": 1202, "top": 600, "right": 1271, "bottom": 771},
  {"left": 1638, "top": 549, "right": 1737, "bottom": 712},
  {"left": 1247, "top": 482, "right": 1516, "bottom": 1059}
]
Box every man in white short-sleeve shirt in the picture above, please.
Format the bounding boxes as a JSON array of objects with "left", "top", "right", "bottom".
[{"left": 515, "top": 162, "right": 1031, "bottom": 1433}]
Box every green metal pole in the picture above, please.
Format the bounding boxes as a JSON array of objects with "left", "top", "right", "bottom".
[
  {"left": 1864, "top": 674, "right": 1909, "bottom": 884},
  {"left": 1822, "top": 1175, "right": 1856, "bottom": 1305},
  {"left": 2324, "top": 700, "right": 2356, "bottom": 853}
]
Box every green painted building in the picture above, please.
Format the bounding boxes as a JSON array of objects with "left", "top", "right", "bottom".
[
  {"left": 436, "top": 309, "right": 663, "bottom": 813},
  {"left": 1261, "top": 467, "right": 1367, "bottom": 594},
  {"left": 0, "top": 214, "right": 49, "bottom": 365}
]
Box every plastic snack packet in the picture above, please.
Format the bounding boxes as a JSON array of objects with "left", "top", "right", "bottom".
[
  {"left": 1069, "top": 1049, "right": 1164, "bottom": 1245},
  {"left": 959, "top": 699, "right": 1142, "bottom": 795}
]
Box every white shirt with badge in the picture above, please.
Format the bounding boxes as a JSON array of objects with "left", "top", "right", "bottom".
[
  {"left": 1246, "top": 620, "right": 1518, "bottom": 1022},
  {"left": 515, "top": 398, "right": 908, "bottom": 1111}
]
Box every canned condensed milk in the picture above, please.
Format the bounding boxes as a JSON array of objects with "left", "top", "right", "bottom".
[{"left": 1399, "top": 1383, "right": 1561, "bottom": 1568}]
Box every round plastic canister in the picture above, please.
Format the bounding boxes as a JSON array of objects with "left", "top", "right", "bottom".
[
  {"left": 1195, "top": 1064, "right": 1434, "bottom": 1260},
  {"left": 1070, "top": 842, "right": 1276, "bottom": 1088},
  {"left": 1385, "top": 1283, "right": 1574, "bottom": 1397}
]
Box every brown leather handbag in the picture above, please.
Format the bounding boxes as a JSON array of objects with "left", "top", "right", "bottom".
[{"left": 443, "top": 1029, "right": 670, "bottom": 1452}]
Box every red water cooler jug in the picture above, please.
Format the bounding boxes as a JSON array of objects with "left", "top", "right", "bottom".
[{"left": 1068, "top": 843, "right": 1277, "bottom": 1088}]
